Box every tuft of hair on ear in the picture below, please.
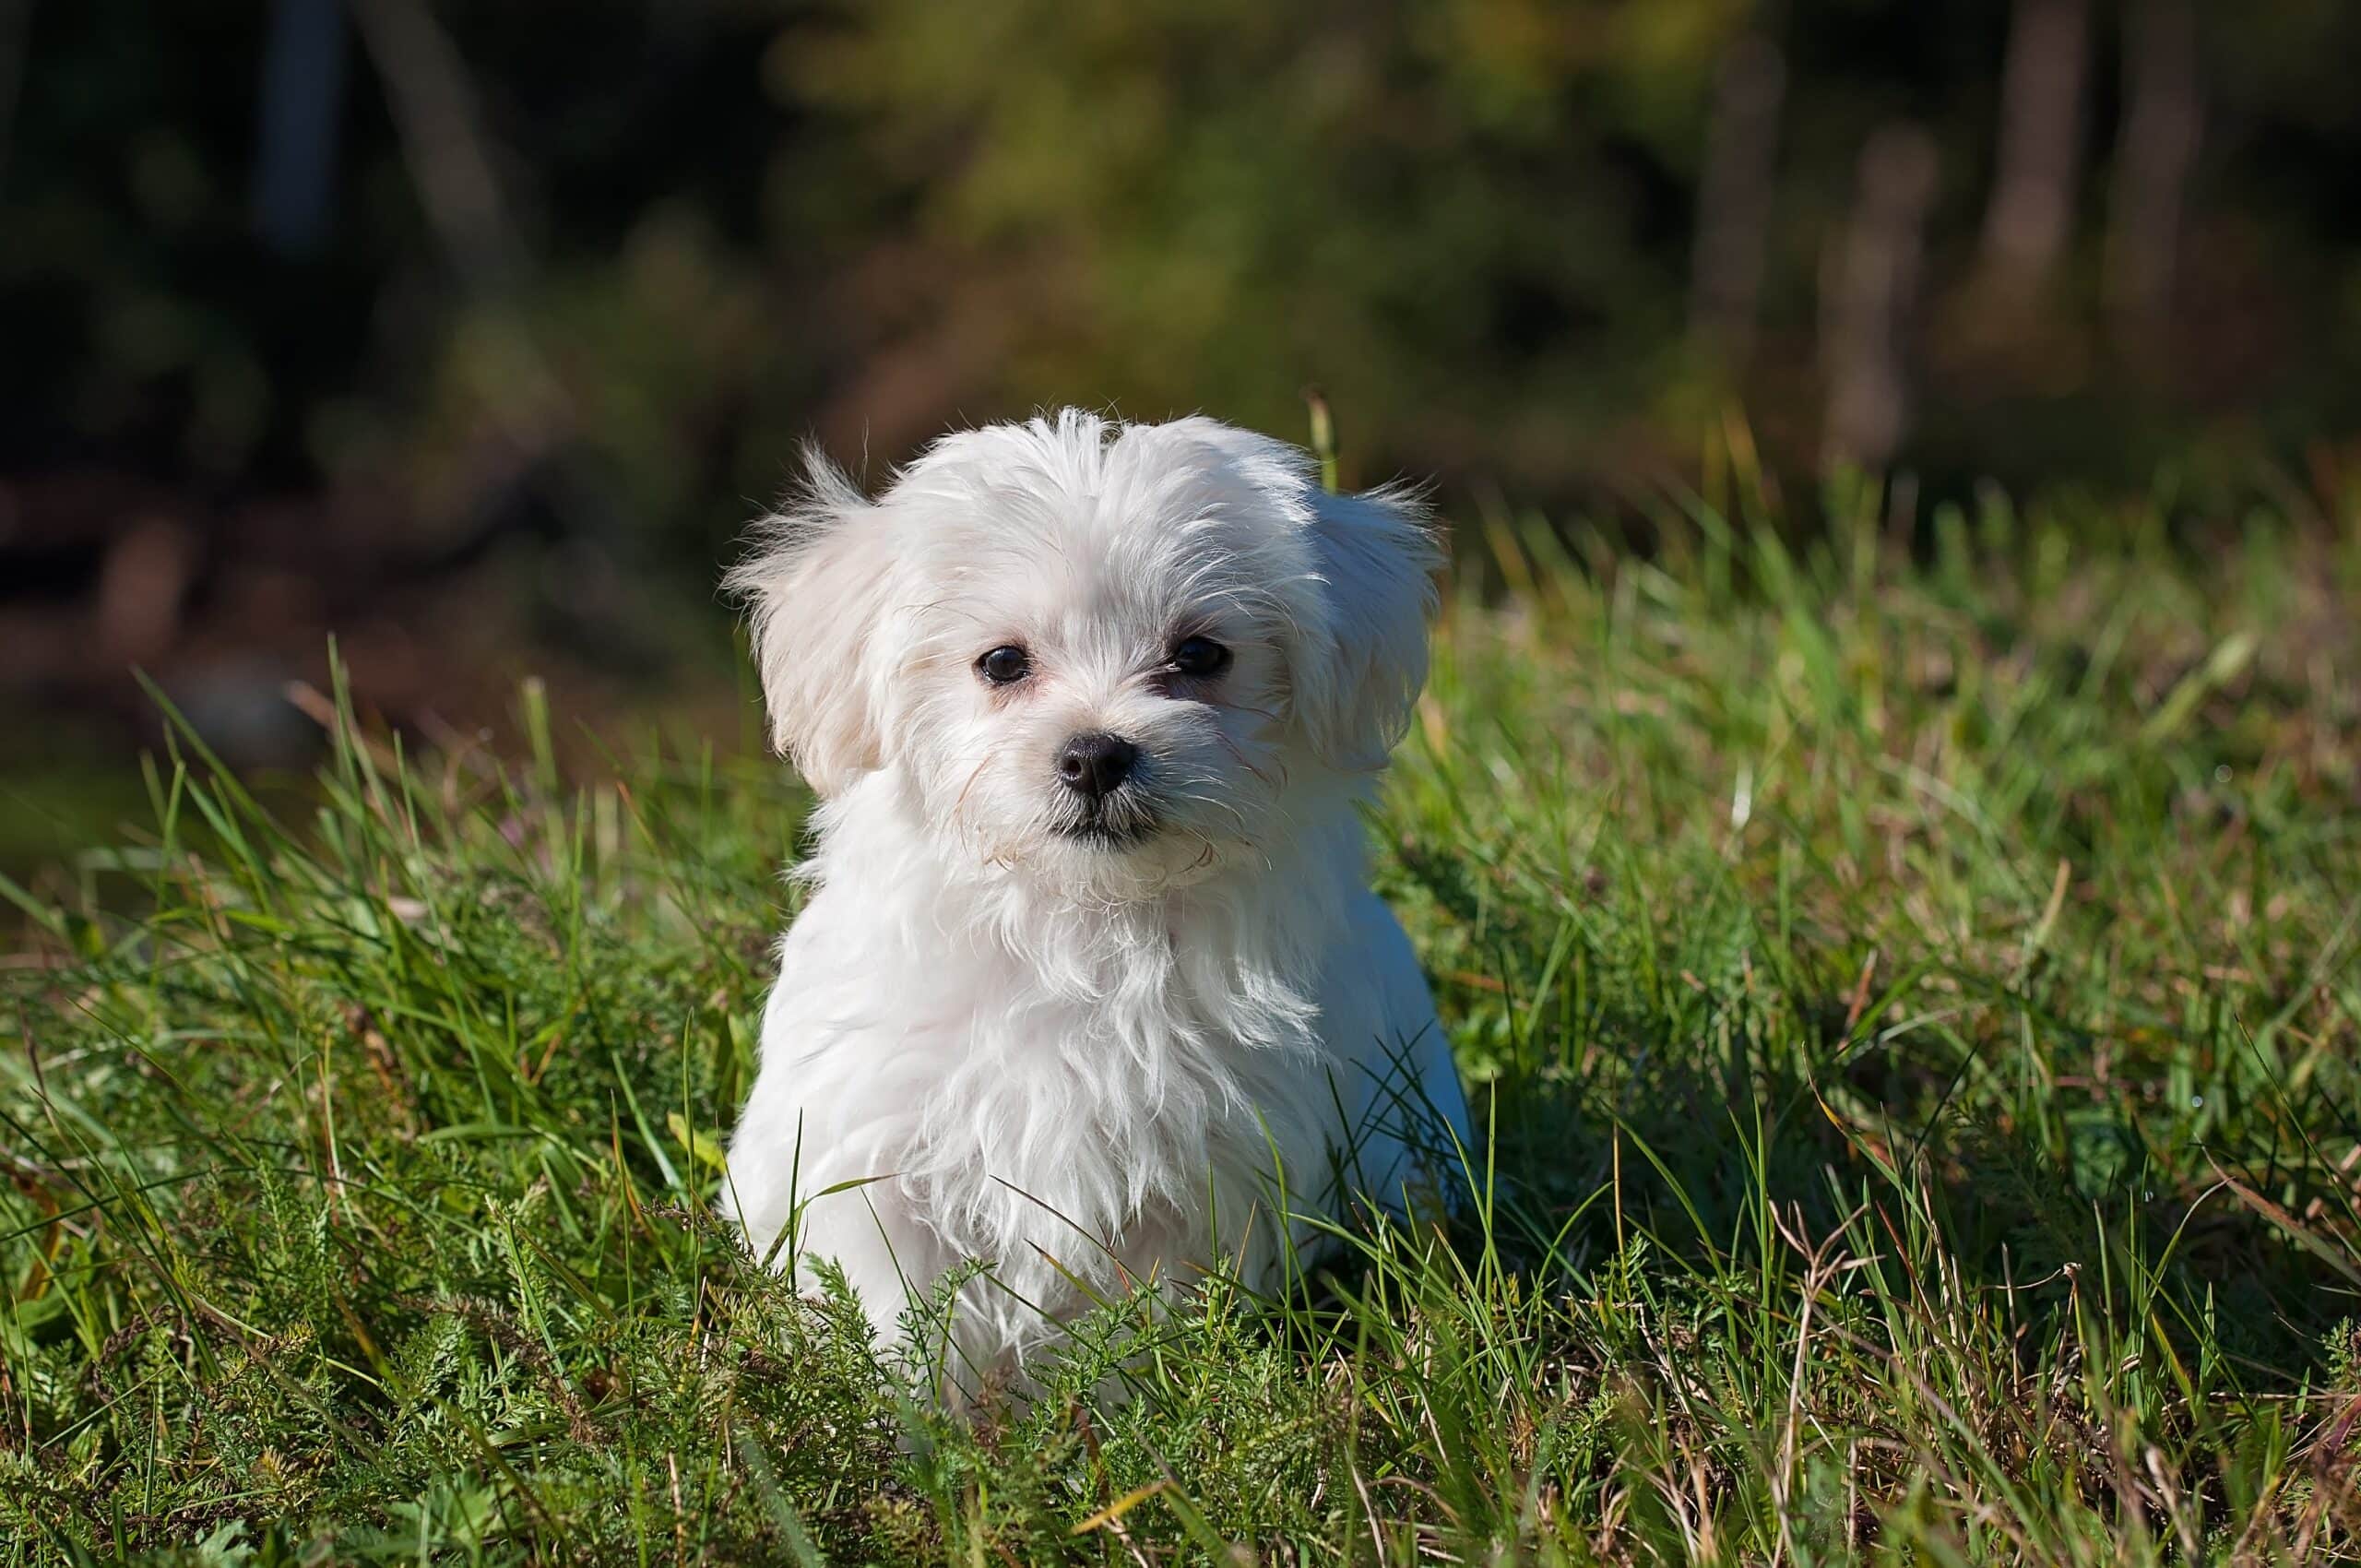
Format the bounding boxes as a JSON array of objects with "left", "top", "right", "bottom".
[
  {"left": 723, "top": 445, "right": 898, "bottom": 796},
  {"left": 1294, "top": 480, "right": 1443, "bottom": 773}
]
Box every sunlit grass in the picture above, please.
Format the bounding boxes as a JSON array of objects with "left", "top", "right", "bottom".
[{"left": 5, "top": 466, "right": 2359, "bottom": 1562}]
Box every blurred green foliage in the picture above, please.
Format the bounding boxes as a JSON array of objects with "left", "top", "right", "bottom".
[{"left": 6, "top": 0, "right": 2361, "bottom": 566}]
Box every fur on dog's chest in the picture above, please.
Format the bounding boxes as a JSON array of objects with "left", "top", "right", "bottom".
[
  {"left": 927, "top": 1009, "right": 1301, "bottom": 1171},
  {"left": 733, "top": 859, "right": 1340, "bottom": 1284},
  {"left": 870, "top": 948, "right": 1329, "bottom": 1248}
]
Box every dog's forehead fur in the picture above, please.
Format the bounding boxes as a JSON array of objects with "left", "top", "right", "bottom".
[{"left": 884, "top": 411, "right": 1318, "bottom": 621}]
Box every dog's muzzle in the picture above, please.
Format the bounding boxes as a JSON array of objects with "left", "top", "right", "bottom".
[{"left": 1050, "top": 734, "right": 1159, "bottom": 845}]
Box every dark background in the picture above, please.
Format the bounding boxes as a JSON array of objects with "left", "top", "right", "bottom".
[{"left": 4, "top": 0, "right": 2357, "bottom": 859}]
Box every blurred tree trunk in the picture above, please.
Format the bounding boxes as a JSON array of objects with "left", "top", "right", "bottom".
[
  {"left": 1978, "top": 0, "right": 2090, "bottom": 300},
  {"left": 0, "top": 0, "right": 28, "bottom": 192},
  {"left": 2106, "top": 0, "right": 2201, "bottom": 374},
  {"left": 1821, "top": 125, "right": 1940, "bottom": 474},
  {"left": 348, "top": 0, "right": 524, "bottom": 291},
  {"left": 1689, "top": 30, "right": 1786, "bottom": 365},
  {"left": 348, "top": 0, "right": 634, "bottom": 583},
  {"left": 252, "top": 0, "right": 350, "bottom": 257}
]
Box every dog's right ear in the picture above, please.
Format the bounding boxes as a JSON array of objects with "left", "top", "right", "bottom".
[{"left": 726, "top": 448, "right": 897, "bottom": 796}]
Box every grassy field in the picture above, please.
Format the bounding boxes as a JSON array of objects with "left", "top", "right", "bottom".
[{"left": 6, "top": 468, "right": 2360, "bottom": 1563}]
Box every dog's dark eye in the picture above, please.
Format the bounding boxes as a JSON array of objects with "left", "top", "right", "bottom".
[
  {"left": 978, "top": 645, "right": 1032, "bottom": 685},
  {"left": 1169, "top": 636, "right": 1231, "bottom": 677}
]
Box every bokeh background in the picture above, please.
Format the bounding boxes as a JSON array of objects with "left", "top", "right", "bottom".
[{"left": 6, "top": 0, "right": 2359, "bottom": 864}]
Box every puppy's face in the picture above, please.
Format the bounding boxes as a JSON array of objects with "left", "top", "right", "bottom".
[
  {"left": 894, "top": 487, "right": 1297, "bottom": 895},
  {"left": 731, "top": 412, "right": 1436, "bottom": 899}
]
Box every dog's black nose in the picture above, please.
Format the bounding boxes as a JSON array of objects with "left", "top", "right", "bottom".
[{"left": 1056, "top": 732, "right": 1137, "bottom": 800}]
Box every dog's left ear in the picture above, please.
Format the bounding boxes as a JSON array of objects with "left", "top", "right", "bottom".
[
  {"left": 1157, "top": 417, "right": 1440, "bottom": 773},
  {"left": 1286, "top": 481, "right": 1442, "bottom": 772}
]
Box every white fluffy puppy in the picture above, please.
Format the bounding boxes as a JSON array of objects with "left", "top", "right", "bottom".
[{"left": 722, "top": 410, "right": 1469, "bottom": 1395}]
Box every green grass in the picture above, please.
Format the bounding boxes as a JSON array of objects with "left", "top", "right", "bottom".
[{"left": 6, "top": 469, "right": 2361, "bottom": 1563}]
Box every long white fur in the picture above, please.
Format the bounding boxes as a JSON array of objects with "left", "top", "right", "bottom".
[{"left": 721, "top": 410, "right": 1470, "bottom": 1399}]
